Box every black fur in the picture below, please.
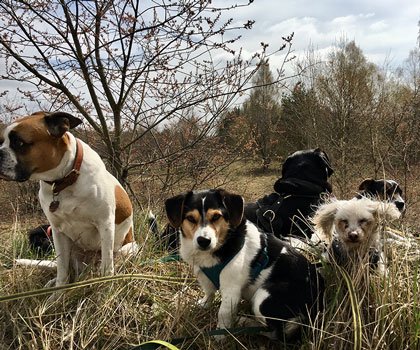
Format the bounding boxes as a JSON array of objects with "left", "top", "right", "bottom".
[
  {"left": 357, "top": 178, "right": 405, "bottom": 212},
  {"left": 166, "top": 188, "right": 324, "bottom": 341},
  {"left": 244, "top": 148, "right": 334, "bottom": 238},
  {"left": 28, "top": 224, "right": 54, "bottom": 256},
  {"left": 258, "top": 233, "right": 324, "bottom": 339}
]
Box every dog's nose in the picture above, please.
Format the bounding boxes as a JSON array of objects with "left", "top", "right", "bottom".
[
  {"left": 394, "top": 201, "right": 405, "bottom": 212},
  {"left": 197, "top": 236, "right": 211, "bottom": 249},
  {"left": 348, "top": 231, "right": 359, "bottom": 242}
]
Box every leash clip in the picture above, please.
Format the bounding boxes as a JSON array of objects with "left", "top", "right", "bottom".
[
  {"left": 320, "top": 192, "right": 333, "bottom": 201},
  {"left": 262, "top": 209, "right": 275, "bottom": 222},
  {"left": 51, "top": 183, "right": 58, "bottom": 196}
]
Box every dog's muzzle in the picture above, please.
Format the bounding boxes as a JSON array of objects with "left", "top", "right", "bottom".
[
  {"left": 0, "top": 148, "right": 23, "bottom": 181},
  {"left": 347, "top": 232, "right": 360, "bottom": 243},
  {"left": 0, "top": 149, "right": 10, "bottom": 177}
]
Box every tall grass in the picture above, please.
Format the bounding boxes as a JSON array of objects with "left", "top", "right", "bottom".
[{"left": 1, "top": 210, "right": 420, "bottom": 349}]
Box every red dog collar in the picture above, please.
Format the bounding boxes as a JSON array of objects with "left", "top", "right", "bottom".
[{"left": 45, "top": 138, "right": 84, "bottom": 212}]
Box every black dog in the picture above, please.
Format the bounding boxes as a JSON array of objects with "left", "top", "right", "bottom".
[
  {"left": 150, "top": 148, "right": 333, "bottom": 251},
  {"left": 244, "top": 148, "right": 334, "bottom": 238},
  {"left": 149, "top": 212, "right": 179, "bottom": 252},
  {"left": 357, "top": 178, "right": 405, "bottom": 212},
  {"left": 28, "top": 224, "right": 54, "bottom": 256}
]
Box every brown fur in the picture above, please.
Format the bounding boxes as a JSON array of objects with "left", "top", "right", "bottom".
[
  {"left": 182, "top": 209, "right": 201, "bottom": 239},
  {"left": 121, "top": 226, "right": 135, "bottom": 245},
  {"left": 181, "top": 208, "right": 230, "bottom": 246},
  {"left": 12, "top": 115, "right": 70, "bottom": 174},
  {"left": 115, "top": 185, "right": 132, "bottom": 224},
  {"left": 206, "top": 209, "right": 230, "bottom": 246}
]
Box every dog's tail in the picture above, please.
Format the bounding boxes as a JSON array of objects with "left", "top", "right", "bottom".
[
  {"left": 14, "top": 259, "right": 57, "bottom": 271},
  {"left": 148, "top": 210, "right": 159, "bottom": 235}
]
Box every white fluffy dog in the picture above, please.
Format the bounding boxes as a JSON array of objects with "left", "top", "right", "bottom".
[{"left": 312, "top": 197, "right": 401, "bottom": 273}]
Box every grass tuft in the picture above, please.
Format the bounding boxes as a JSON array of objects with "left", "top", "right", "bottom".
[{"left": 1, "top": 206, "right": 420, "bottom": 349}]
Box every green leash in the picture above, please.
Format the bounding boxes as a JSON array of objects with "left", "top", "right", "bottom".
[{"left": 129, "top": 326, "right": 270, "bottom": 350}]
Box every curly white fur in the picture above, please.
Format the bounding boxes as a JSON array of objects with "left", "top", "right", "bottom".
[{"left": 312, "top": 198, "right": 401, "bottom": 272}]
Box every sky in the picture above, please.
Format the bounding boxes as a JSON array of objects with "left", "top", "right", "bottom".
[
  {"left": 220, "top": 0, "right": 419, "bottom": 71},
  {"left": 0, "top": 0, "right": 418, "bottom": 112}
]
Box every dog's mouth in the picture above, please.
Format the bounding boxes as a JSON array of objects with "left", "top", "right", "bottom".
[
  {"left": 0, "top": 173, "right": 14, "bottom": 181},
  {"left": 344, "top": 239, "right": 362, "bottom": 247},
  {"left": 0, "top": 173, "right": 30, "bottom": 182}
]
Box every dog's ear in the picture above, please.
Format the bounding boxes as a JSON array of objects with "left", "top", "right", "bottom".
[
  {"left": 312, "top": 200, "right": 340, "bottom": 239},
  {"left": 369, "top": 200, "right": 401, "bottom": 222},
  {"left": 165, "top": 193, "right": 189, "bottom": 228},
  {"left": 219, "top": 189, "right": 244, "bottom": 227},
  {"left": 44, "top": 112, "right": 83, "bottom": 137},
  {"left": 359, "top": 178, "right": 375, "bottom": 191},
  {"left": 314, "top": 148, "right": 334, "bottom": 177}
]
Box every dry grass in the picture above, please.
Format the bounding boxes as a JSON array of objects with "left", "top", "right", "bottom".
[{"left": 1, "top": 163, "right": 420, "bottom": 349}]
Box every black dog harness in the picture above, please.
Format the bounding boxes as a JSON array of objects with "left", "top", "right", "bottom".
[{"left": 256, "top": 187, "right": 334, "bottom": 235}]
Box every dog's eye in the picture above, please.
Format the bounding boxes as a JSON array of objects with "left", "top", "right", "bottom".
[
  {"left": 341, "top": 219, "right": 349, "bottom": 228},
  {"left": 15, "top": 140, "right": 24, "bottom": 148},
  {"left": 10, "top": 135, "right": 29, "bottom": 150},
  {"left": 211, "top": 213, "right": 222, "bottom": 222},
  {"left": 359, "top": 218, "right": 367, "bottom": 225},
  {"left": 185, "top": 216, "right": 197, "bottom": 225}
]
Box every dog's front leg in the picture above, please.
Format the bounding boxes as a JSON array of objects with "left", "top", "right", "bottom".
[
  {"left": 47, "top": 230, "right": 72, "bottom": 288},
  {"left": 197, "top": 272, "right": 216, "bottom": 308},
  {"left": 98, "top": 220, "right": 115, "bottom": 276},
  {"left": 217, "top": 287, "right": 241, "bottom": 330},
  {"left": 45, "top": 230, "right": 73, "bottom": 303},
  {"left": 211, "top": 287, "right": 241, "bottom": 342}
]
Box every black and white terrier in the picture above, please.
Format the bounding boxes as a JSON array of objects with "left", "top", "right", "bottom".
[{"left": 165, "top": 188, "right": 324, "bottom": 341}]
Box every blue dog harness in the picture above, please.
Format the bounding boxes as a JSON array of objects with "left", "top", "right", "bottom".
[
  {"left": 201, "top": 240, "right": 244, "bottom": 290},
  {"left": 250, "top": 233, "right": 270, "bottom": 282},
  {"left": 201, "top": 233, "right": 270, "bottom": 290}
]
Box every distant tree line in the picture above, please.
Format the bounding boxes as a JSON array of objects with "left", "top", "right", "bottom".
[
  {"left": 218, "top": 40, "right": 420, "bottom": 198},
  {"left": 0, "top": 0, "right": 418, "bottom": 214}
]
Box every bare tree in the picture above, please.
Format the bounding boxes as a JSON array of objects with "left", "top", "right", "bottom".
[
  {"left": 219, "top": 58, "right": 292, "bottom": 171},
  {"left": 0, "top": 0, "right": 288, "bottom": 188}
]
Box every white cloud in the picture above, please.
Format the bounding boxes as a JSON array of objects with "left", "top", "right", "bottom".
[
  {"left": 369, "top": 20, "right": 388, "bottom": 31},
  {"left": 223, "top": 0, "right": 419, "bottom": 72}
]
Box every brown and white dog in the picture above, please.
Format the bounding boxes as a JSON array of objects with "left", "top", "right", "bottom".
[{"left": 0, "top": 111, "right": 137, "bottom": 288}]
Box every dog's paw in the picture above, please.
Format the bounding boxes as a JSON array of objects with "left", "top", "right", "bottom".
[
  {"left": 211, "top": 334, "right": 226, "bottom": 343},
  {"left": 44, "top": 278, "right": 57, "bottom": 288},
  {"left": 45, "top": 290, "right": 64, "bottom": 305},
  {"left": 237, "top": 316, "right": 260, "bottom": 327},
  {"left": 197, "top": 297, "right": 212, "bottom": 309}
]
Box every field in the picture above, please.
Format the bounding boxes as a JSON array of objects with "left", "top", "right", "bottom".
[{"left": 0, "top": 162, "right": 420, "bottom": 350}]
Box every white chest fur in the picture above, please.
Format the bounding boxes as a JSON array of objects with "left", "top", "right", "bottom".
[{"left": 38, "top": 135, "right": 130, "bottom": 252}]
